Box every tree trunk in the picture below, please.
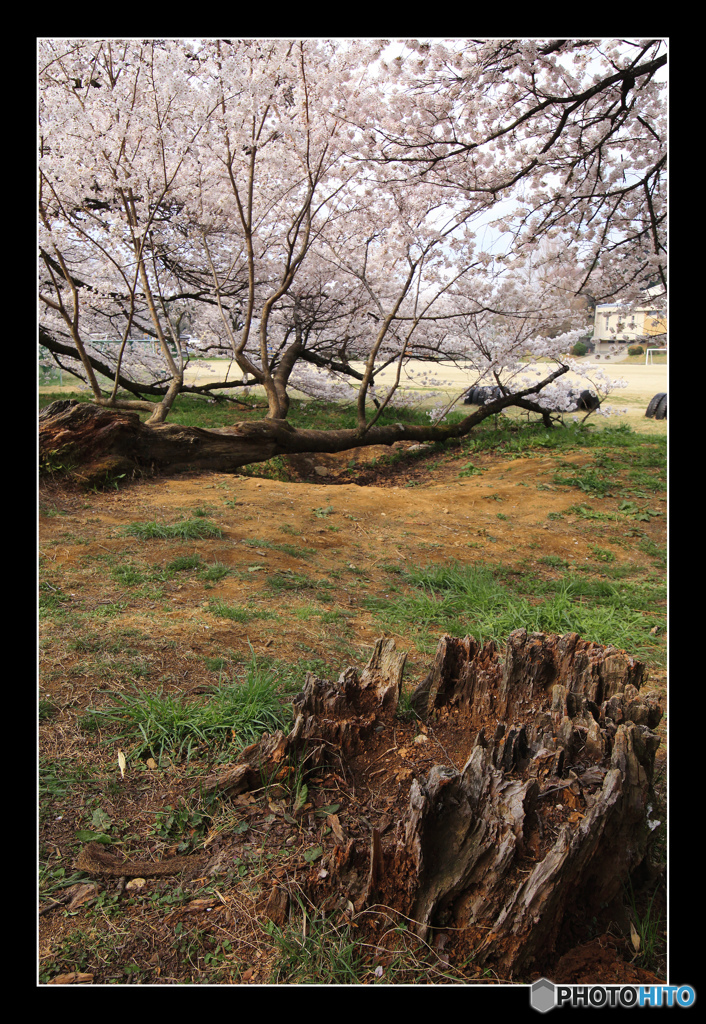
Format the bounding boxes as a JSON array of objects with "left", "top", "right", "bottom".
[
  {"left": 37, "top": 398, "right": 505, "bottom": 485},
  {"left": 206, "top": 632, "right": 662, "bottom": 980},
  {"left": 39, "top": 358, "right": 574, "bottom": 484}
]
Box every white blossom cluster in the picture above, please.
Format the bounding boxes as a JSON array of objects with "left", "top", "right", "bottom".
[{"left": 38, "top": 38, "right": 666, "bottom": 424}]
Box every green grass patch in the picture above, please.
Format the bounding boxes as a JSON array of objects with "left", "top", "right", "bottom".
[
  {"left": 457, "top": 462, "right": 484, "bottom": 477},
  {"left": 367, "top": 561, "right": 665, "bottom": 663},
  {"left": 566, "top": 504, "right": 616, "bottom": 521},
  {"left": 122, "top": 519, "right": 223, "bottom": 540},
  {"left": 459, "top": 419, "right": 665, "bottom": 462},
  {"left": 267, "top": 909, "right": 372, "bottom": 984},
  {"left": 80, "top": 656, "right": 293, "bottom": 763},
  {"left": 165, "top": 554, "right": 206, "bottom": 573},
  {"left": 552, "top": 466, "right": 616, "bottom": 496},
  {"left": 39, "top": 581, "right": 71, "bottom": 616},
  {"left": 39, "top": 924, "right": 130, "bottom": 983},
  {"left": 637, "top": 538, "right": 667, "bottom": 566},
  {"left": 589, "top": 545, "right": 617, "bottom": 563}
]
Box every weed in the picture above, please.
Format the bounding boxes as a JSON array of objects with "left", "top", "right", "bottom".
[
  {"left": 638, "top": 538, "right": 667, "bottom": 565},
  {"left": 40, "top": 925, "right": 125, "bottom": 982},
  {"left": 39, "top": 444, "right": 77, "bottom": 478},
  {"left": 152, "top": 797, "right": 215, "bottom": 847},
  {"left": 80, "top": 655, "right": 292, "bottom": 763},
  {"left": 242, "top": 537, "right": 314, "bottom": 558},
  {"left": 166, "top": 554, "right": 205, "bottom": 573},
  {"left": 207, "top": 599, "right": 254, "bottom": 623},
  {"left": 39, "top": 582, "right": 70, "bottom": 616},
  {"left": 111, "top": 564, "right": 147, "bottom": 586},
  {"left": 266, "top": 570, "right": 330, "bottom": 596},
  {"left": 266, "top": 895, "right": 369, "bottom": 984},
  {"left": 190, "top": 505, "right": 218, "bottom": 518},
  {"left": 200, "top": 562, "right": 232, "bottom": 583},
  {"left": 567, "top": 504, "right": 615, "bottom": 521},
  {"left": 552, "top": 467, "right": 615, "bottom": 496},
  {"left": 92, "top": 602, "right": 129, "bottom": 618},
  {"left": 267, "top": 892, "right": 472, "bottom": 984},
  {"left": 624, "top": 876, "right": 666, "bottom": 974},
  {"left": 396, "top": 688, "right": 421, "bottom": 722},
  {"left": 39, "top": 862, "right": 87, "bottom": 903},
  {"left": 458, "top": 462, "right": 484, "bottom": 477},
  {"left": 279, "top": 523, "right": 303, "bottom": 537},
  {"left": 122, "top": 519, "right": 223, "bottom": 540},
  {"left": 539, "top": 555, "right": 569, "bottom": 568},
  {"left": 39, "top": 758, "right": 99, "bottom": 808},
  {"left": 368, "top": 561, "right": 665, "bottom": 661},
  {"left": 164, "top": 555, "right": 231, "bottom": 583},
  {"left": 589, "top": 545, "right": 617, "bottom": 563},
  {"left": 618, "top": 500, "right": 662, "bottom": 522},
  {"left": 39, "top": 699, "right": 59, "bottom": 721}
]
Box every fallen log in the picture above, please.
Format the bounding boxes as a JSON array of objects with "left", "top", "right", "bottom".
[{"left": 38, "top": 377, "right": 576, "bottom": 486}]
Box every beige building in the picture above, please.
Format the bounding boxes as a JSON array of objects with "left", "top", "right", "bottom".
[{"left": 593, "top": 288, "right": 667, "bottom": 347}]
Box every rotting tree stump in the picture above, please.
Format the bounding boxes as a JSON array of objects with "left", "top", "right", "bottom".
[
  {"left": 168, "top": 632, "right": 663, "bottom": 979},
  {"left": 392, "top": 631, "right": 663, "bottom": 977}
]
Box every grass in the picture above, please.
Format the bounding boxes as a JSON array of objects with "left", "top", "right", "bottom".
[
  {"left": 367, "top": 561, "right": 666, "bottom": 663},
  {"left": 39, "top": 394, "right": 666, "bottom": 985},
  {"left": 79, "top": 655, "right": 294, "bottom": 764},
  {"left": 207, "top": 598, "right": 279, "bottom": 623},
  {"left": 267, "top": 895, "right": 471, "bottom": 985},
  {"left": 265, "top": 570, "right": 332, "bottom": 597},
  {"left": 122, "top": 518, "right": 223, "bottom": 540},
  {"left": 624, "top": 875, "right": 667, "bottom": 975},
  {"left": 39, "top": 924, "right": 129, "bottom": 983},
  {"left": 104, "top": 553, "right": 232, "bottom": 589},
  {"left": 267, "top": 904, "right": 371, "bottom": 984}
]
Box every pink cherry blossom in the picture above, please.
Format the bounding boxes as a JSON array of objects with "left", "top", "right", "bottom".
[{"left": 39, "top": 38, "right": 666, "bottom": 427}]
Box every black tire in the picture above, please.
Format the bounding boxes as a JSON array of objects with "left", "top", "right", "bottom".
[
  {"left": 645, "top": 392, "right": 667, "bottom": 418},
  {"left": 480, "top": 386, "right": 502, "bottom": 403},
  {"left": 655, "top": 394, "right": 667, "bottom": 420},
  {"left": 576, "top": 389, "right": 600, "bottom": 412},
  {"left": 465, "top": 385, "right": 504, "bottom": 405},
  {"left": 465, "top": 386, "right": 490, "bottom": 404}
]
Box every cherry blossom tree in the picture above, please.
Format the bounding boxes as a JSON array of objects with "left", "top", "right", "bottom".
[
  {"left": 365, "top": 39, "right": 666, "bottom": 305},
  {"left": 38, "top": 37, "right": 666, "bottom": 472}
]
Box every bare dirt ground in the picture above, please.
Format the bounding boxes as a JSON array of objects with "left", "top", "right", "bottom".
[
  {"left": 38, "top": 394, "right": 667, "bottom": 986},
  {"left": 38, "top": 439, "right": 666, "bottom": 702}
]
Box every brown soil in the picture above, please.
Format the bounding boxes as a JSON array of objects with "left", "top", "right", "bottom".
[{"left": 38, "top": 435, "right": 667, "bottom": 986}]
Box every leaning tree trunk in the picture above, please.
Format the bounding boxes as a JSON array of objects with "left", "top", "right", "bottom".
[
  {"left": 39, "top": 394, "right": 558, "bottom": 486},
  {"left": 197, "top": 631, "right": 662, "bottom": 980}
]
